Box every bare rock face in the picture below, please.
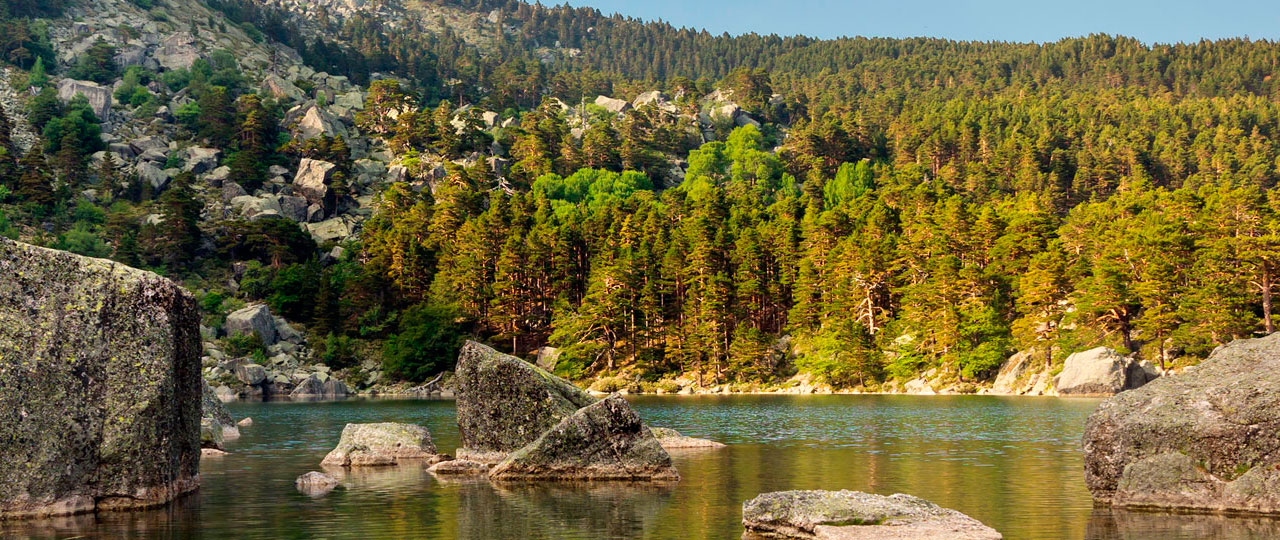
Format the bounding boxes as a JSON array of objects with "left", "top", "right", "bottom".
[
  {"left": 594, "top": 95, "right": 632, "bottom": 114},
  {"left": 488, "top": 395, "right": 679, "bottom": 482},
  {"left": 57, "top": 79, "right": 112, "bottom": 119},
  {"left": 155, "top": 33, "right": 200, "bottom": 71},
  {"left": 321, "top": 423, "right": 442, "bottom": 467},
  {"left": 1054, "top": 347, "right": 1155, "bottom": 396},
  {"left": 454, "top": 341, "right": 597, "bottom": 462},
  {"left": 742, "top": 490, "right": 1002, "bottom": 540},
  {"left": 0, "top": 238, "right": 201, "bottom": 519},
  {"left": 1083, "top": 333, "right": 1280, "bottom": 515}
]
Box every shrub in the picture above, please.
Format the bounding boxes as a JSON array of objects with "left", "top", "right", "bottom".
[
  {"left": 316, "top": 333, "right": 357, "bottom": 369},
  {"left": 223, "top": 332, "right": 265, "bottom": 358}
]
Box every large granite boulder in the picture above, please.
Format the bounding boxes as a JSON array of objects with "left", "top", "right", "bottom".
[
  {"left": 320, "top": 423, "right": 442, "bottom": 467},
  {"left": 224, "top": 304, "right": 278, "bottom": 345},
  {"left": 56, "top": 79, "right": 111, "bottom": 119},
  {"left": 0, "top": 238, "right": 201, "bottom": 519},
  {"left": 594, "top": 95, "right": 632, "bottom": 114},
  {"left": 1083, "top": 333, "right": 1280, "bottom": 515},
  {"left": 293, "top": 158, "right": 336, "bottom": 211},
  {"left": 742, "top": 490, "right": 1002, "bottom": 540},
  {"left": 991, "top": 350, "right": 1054, "bottom": 396},
  {"left": 454, "top": 341, "right": 597, "bottom": 462},
  {"left": 1054, "top": 347, "right": 1155, "bottom": 396},
  {"left": 488, "top": 395, "right": 678, "bottom": 482}
]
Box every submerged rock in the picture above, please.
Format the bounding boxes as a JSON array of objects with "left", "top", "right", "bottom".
[
  {"left": 1083, "top": 333, "right": 1280, "bottom": 515},
  {"left": 0, "top": 238, "right": 201, "bottom": 519},
  {"left": 742, "top": 490, "right": 1002, "bottom": 540},
  {"left": 296, "top": 471, "right": 340, "bottom": 497},
  {"left": 454, "top": 341, "right": 597, "bottom": 462},
  {"left": 321, "top": 423, "right": 442, "bottom": 467},
  {"left": 488, "top": 395, "right": 679, "bottom": 482},
  {"left": 1054, "top": 347, "right": 1155, "bottom": 396},
  {"left": 649, "top": 427, "right": 725, "bottom": 450},
  {"left": 428, "top": 459, "right": 490, "bottom": 476}
]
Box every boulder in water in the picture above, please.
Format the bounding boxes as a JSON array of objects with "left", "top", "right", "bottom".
[
  {"left": 649, "top": 427, "right": 725, "bottom": 450},
  {"left": 741, "top": 490, "right": 1002, "bottom": 539},
  {"left": 0, "top": 238, "right": 201, "bottom": 519},
  {"left": 321, "top": 423, "right": 443, "bottom": 467},
  {"left": 488, "top": 395, "right": 678, "bottom": 482},
  {"left": 428, "top": 459, "right": 490, "bottom": 476},
  {"left": 454, "top": 341, "right": 597, "bottom": 462},
  {"left": 296, "top": 471, "right": 340, "bottom": 497},
  {"left": 1083, "top": 333, "right": 1280, "bottom": 515}
]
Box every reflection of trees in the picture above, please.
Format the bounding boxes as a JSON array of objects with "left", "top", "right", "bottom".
[
  {"left": 456, "top": 481, "right": 673, "bottom": 540},
  {"left": 1086, "top": 507, "right": 1280, "bottom": 540}
]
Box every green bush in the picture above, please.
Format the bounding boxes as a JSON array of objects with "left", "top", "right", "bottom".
[
  {"left": 224, "top": 332, "right": 265, "bottom": 358},
  {"left": 317, "top": 333, "right": 357, "bottom": 369},
  {"left": 381, "top": 304, "right": 463, "bottom": 383}
]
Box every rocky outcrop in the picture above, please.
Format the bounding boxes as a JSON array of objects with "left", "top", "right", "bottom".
[
  {"left": 991, "top": 351, "right": 1054, "bottom": 396},
  {"left": 742, "top": 490, "right": 1002, "bottom": 540},
  {"left": 649, "top": 427, "right": 725, "bottom": 450},
  {"left": 454, "top": 341, "right": 597, "bottom": 462},
  {"left": 594, "top": 95, "right": 632, "bottom": 114},
  {"left": 263, "top": 74, "right": 305, "bottom": 102},
  {"left": 320, "top": 423, "right": 443, "bottom": 467},
  {"left": 155, "top": 33, "right": 200, "bottom": 70},
  {"left": 0, "top": 238, "right": 201, "bottom": 519},
  {"left": 1055, "top": 347, "right": 1155, "bottom": 396},
  {"left": 489, "top": 395, "right": 678, "bottom": 482},
  {"left": 1083, "top": 333, "right": 1280, "bottom": 515},
  {"left": 57, "top": 79, "right": 112, "bottom": 119}
]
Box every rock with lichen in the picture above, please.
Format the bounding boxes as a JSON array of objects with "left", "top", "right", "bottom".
[
  {"left": 454, "top": 341, "right": 597, "bottom": 463},
  {"left": 0, "top": 238, "right": 201, "bottom": 519},
  {"left": 488, "top": 395, "right": 679, "bottom": 482},
  {"left": 1083, "top": 333, "right": 1280, "bottom": 515},
  {"left": 741, "top": 490, "right": 1002, "bottom": 539},
  {"left": 320, "top": 423, "right": 443, "bottom": 467}
]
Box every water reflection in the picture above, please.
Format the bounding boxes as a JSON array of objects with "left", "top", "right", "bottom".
[
  {"left": 1086, "top": 507, "right": 1280, "bottom": 540},
  {"left": 2, "top": 395, "right": 1279, "bottom": 540}
]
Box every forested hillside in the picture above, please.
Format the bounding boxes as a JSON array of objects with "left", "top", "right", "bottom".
[{"left": 2, "top": 0, "right": 1279, "bottom": 393}]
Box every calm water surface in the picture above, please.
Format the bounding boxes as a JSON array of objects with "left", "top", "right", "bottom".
[{"left": 7, "top": 395, "right": 1280, "bottom": 539}]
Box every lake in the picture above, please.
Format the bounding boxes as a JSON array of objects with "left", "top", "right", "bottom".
[{"left": 5, "top": 395, "right": 1280, "bottom": 539}]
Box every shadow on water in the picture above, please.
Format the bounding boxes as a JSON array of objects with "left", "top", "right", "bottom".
[{"left": 4, "top": 395, "right": 1280, "bottom": 540}]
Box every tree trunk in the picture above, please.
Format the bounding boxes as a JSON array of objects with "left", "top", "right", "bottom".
[{"left": 1264, "top": 261, "right": 1274, "bottom": 334}]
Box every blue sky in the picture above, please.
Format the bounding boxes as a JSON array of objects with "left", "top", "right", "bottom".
[{"left": 560, "top": 0, "right": 1280, "bottom": 44}]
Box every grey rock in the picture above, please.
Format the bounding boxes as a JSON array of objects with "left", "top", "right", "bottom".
[
  {"left": 224, "top": 304, "right": 278, "bottom": 346},
  {"left": 306, "top": 218, "right": 352, "bottom": 243},
  {"left": 204, "top": 166, "right": 231, "bottom": 186},
  {"left": 428, "top": 459, "right": 490, "bottom": 476},
  {"left": 136, "top": 161, "right": 172, "bottom": 191},
  {"left": 293, "top": 158, "right": 335, "bottom": 209},
  {"left": 593, "top": 95, "right": 631, "bottom": 114},
  {"left": 454, "top": 341, "right": 597, "bottom": 462},
  {"left": 1054, "top": 347, "right": 1154, "bottom": 396},
  {"left": 234, "top": 363, "right": 267, "bottom": 386},
  {"left": 278, "top": 195, "right": 309, "bottom": 222},
  {"left": 0, "top": 238, "right": 201, "bottom": 519},
  {"left": 57, "top": 79, "right": 111, "bottom": 119},
  {"left": 535, "top": 346, "right": 560, "bottom": 372},
  {"left": 1083, "top": 333, "right": 1280, "bottom": 515},
  {"left": 155, "top": 33, "right": 199, "bottom": 71},
  {"left": 321, "top": 423, "right": 441, "bottom": 467},
  {"left": 183, "top": 147, "right": 220, "bottom": 174},
  {"left": 262, "top": 74, "right": 304, "bottom": 102},
  {"left": 295, "top": 471, "right": 339, "bottom": 497},
  {"left": 742, "top": 490, "right": 1002, "bottom": 540},
  {"left": 649, "top": 427, "right": 725, "bottom": 450},
  {"left": 295, "top": 104, "right": 345, "bottom": 140},
  {"left": 222, "top": 181, "right": 249, "bottom": 201},
  {"left": 488, "top": 395, "right": 678, "bottom": 482}
]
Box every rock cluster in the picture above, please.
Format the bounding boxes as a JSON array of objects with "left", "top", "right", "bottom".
[
  {"left": 1083, "top": 333, "right": 1280, "bottom": 515},
  {"left": 649, "top": 427, "right": 726, "bottom": 450},
  {"left": 454, "top": 341, "right": 680, "bottom": 482},
  {"left": 742, "top": 490, "right": 1002, "bottom": 540},
  {"left": 0, "top": 238, "right": 201, "bottom": 519},
  {"left": 454, "top": 340, "right": 598, "bottom": 462}
]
